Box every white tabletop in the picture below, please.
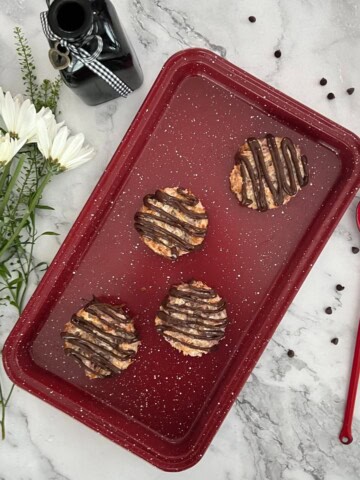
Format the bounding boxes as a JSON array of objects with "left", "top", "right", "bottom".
[{"left": 0, "top": 0, "right": 359, "bottom": 479}]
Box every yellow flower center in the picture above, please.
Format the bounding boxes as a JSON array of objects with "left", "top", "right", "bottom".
[{"left": 49, "top": 157, "right": 66, "bottom": 173}]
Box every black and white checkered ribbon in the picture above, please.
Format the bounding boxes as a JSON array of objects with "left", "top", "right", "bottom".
[{"left": 40, "top": 11, "right": 132, "bottom": 97}]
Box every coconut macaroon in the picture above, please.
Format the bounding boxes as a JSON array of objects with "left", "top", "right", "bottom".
[
  {"left": 230, "top": 134, "right": 309, "bottom": 212},
  {"left": 61, "top": 299, "right": 140, "bottom": 379},
  {"left": 134, "top": 187, "right": 208, "bottom": 260},
  {"left": 155, "top": 280, "right": 228, "bottom": 357}
]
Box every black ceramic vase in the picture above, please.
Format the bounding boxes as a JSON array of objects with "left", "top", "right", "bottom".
[{"left": 45, "top": 0, "right": 143, "bottom": 105}]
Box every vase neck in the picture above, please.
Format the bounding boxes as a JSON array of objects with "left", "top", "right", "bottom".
[{"left": 48, "top": 0, "right": 94, "bottom": 41}]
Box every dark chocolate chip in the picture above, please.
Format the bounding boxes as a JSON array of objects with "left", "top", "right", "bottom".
[
  {"left": 352, "top": 247, "right": 359, "bottom": 254},
  {"left": 274, "top": 50, "right": 282, "bottom": 58},
  {"left": 287, "top": 349, "right": 295, "bottom": 358},
  {"left": 327, "top": 93, "right": 335, "bottom": 100},
  {"left": 248, "top": 16, "right": 256, "bottom": 23},
  {"left": 331, "top": 337, "right": 339, "bottom": 345},
  {"left": 320, "top": 78, "right": 327, "bottom": 86},
  {"left": 325, "top": 307, "right": 333, "bottom": 315},
  {"left": 336, "top": 284, "right": 345, "bottom": 291},
  {"left": 347, "top": 88, "right": 355, "bottom": 95}
]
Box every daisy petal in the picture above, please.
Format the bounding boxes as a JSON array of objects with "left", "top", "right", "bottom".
[
  {"left": 36, "top": 118, "right": 51, "bottom": 159},
  {"left": 59, "top": 133, "right": 85, "bottom": 165},
  {"left": 16, "top": 99, "right": 37, "bottom": 141},
  {"left": 50, "top": 126, "right": 69, "bottom": 162},
  {"left": 3, "top": 91, "right": 17, "bottom": 133},
  {"left": 63, "top": 146, "right": 95, "bottom": 170},
  {"left": 0, "top": 133, "right": 24, "bottom": 165}
]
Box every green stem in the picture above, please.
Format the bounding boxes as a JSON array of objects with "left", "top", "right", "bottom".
[
  {"left": 19, "top": 220, "right": 36, "bottom": 313},
  {"left": 0, "top": 163, "right": 11, "bottom": 194},
  {"left": 0, "top": 155, "right": 25, "bottom": 218},
  {"left": 0, "top": 172, "right": 52, "bottom": 259},
  {"left": 14, "top": 28, "right": 38, "bottom": 103},
  {"left": 4, "top": 274, "right": 19, "bottom": 312},
  {"left": 1, "top": 411, "right": 4, "bottom": 441},
  {"left": 5, "top": 384, "right": 15, "bottom": 408},
  {"left": 11, "top": 151, "right": 34, "bottom": 219},
  {"left": 16, "top": 249, "right": 28, "bottom": 312},
  {"left": 0, "top": 384, "right": 15, "bottom": 440},
  {"left": 0, "top": 382, "right": 4, "bottom": 440}
]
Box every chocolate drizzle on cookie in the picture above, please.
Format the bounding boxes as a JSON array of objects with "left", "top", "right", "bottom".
[
  {"left": 61, "top": 299, "right": 140, "bottom": 379},
  {"left": 235, "top": 134, "right": 309, "bottom": 211},
  {"left": 134, "top": 188, "right": 208, "bottom": 259},
  {"left": 155, "top": 280, "right": 228, "bottom": 356}
]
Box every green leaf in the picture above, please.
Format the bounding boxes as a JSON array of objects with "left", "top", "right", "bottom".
[
  {"left": 34, "top": 261, "right": 48, "bottom": 269},
  {"left": 0, "top": 264, "right": 10, "bottom": 277},
  {"left": 8, "top": 277, "right": 22, "bottom": 287},
  {"left": 40, "top": 231, "right": 59, "bottom": 236},
  {"left": 36, "top": 204, "right": 55, "bottom": 210}
]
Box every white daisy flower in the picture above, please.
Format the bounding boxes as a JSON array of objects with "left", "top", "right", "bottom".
[
  {"left": 0, "top": 132, "right": 26, "bottom": 166},
  {"left": 37, "top": 118, "right": 95, "bottom": 172},
  {"left": 0, "top": 89, "right": 37, "bottom": 143}
]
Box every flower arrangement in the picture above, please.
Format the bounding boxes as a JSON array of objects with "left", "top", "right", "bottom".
[{"left": 0, "top": 28, "right": 95, "bottom": 439}]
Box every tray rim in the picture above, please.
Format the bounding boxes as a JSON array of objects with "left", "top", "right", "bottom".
[{"left": 3, "top": 48, "right": 360, "bottom": 472}]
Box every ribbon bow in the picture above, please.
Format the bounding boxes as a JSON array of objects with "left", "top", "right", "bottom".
[{"left": 40, "top": 11, "right": 132, "bottom": 98}]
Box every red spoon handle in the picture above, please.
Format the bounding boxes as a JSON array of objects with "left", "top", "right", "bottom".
[{"left": 339, "top": 318, "right": 360, "bottom": 444}]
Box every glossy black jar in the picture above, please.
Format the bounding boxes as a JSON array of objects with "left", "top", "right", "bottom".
[{"left": 46, "top": 0, "right": 143, "bottom": 105}]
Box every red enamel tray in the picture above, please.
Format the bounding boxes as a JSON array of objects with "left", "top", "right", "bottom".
[{"left": 3, "top": 49, "right": 360, "bottom": 471}]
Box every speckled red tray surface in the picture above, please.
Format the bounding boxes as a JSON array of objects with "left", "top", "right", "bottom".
[{"left": 3, "top": 49, "right": 360, "bottom": 471}]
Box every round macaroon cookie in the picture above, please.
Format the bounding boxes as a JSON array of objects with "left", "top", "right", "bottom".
[
  {"left": 134, "top": 187, "right": 208, "bottom": 260},
  {"left": 61, "top": 299, "right": 140, "bottom": 379},
  {"left": 230, "top": 134, "right": 309, "bottom": 212},
  {"left": 155, "top": 280, "right": 228, "bottom": 357}
]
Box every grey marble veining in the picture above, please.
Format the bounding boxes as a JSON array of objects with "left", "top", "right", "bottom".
[{"left": 0, "top": 0, "right": 360, "bottom": 479}]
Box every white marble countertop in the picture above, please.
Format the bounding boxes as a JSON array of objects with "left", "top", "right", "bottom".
[{"left": 1, "top": 0, "right": 360, "bottom": 479}]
